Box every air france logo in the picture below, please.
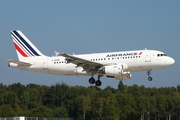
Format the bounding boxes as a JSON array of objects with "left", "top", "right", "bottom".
[
  {"left": 139, "top": 52, "right": 143, "bottom": 55},
  {"left": 106, "top": 52, "right": 143, "bottom": 57}
]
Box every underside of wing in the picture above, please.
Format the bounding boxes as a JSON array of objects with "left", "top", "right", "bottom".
[{"left": 60, "top": 53, "right": 103, "bottom": 73}]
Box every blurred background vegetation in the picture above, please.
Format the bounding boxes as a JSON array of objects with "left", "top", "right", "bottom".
[{"left": 0, "top": 81, "right": 180, "bottom": 120}]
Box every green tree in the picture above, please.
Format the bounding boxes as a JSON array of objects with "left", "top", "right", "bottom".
[
  {"left": 28, "top": 87, "right": 41, "bottom": 109},
  {"left": 43, "top": 83, "right": 69, "bottom": 107},
  {"left": 31, "top": 105, "right": 53, "bottom": 117},
  {"left": 0, "top": 84, "right": 7, "bottom": 105},
  {"left": 0, "top": 104, "right": 15, "bottom": 117},
  {"left": 101, "top": 89, "right": 119, "bottom": 120},
  {"left": 53, "top": 106, "right": 68, "bottom": 118},
  {"left": 118, "top": 80, "right": 124, "bottom": 91},
  {"left": 74, "top": 95, "right": 91, "bottom": 120},
  {"left": 92, "top": 97, "right": 104, "bottom": 119}
]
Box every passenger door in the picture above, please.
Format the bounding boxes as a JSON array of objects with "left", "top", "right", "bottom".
[{"left": 145, "top": 51, "right": 151, "bottom": 62}]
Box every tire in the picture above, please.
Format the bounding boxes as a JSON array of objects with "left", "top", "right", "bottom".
[
  {"left": 89, "top": 77, "right": 95, "bottom": 84},
  {"left": 148, "top": 77, "right": 153, "bottom": 81},
  {"left": 95, "top": 80, "right": 102, "bottom": 86}
]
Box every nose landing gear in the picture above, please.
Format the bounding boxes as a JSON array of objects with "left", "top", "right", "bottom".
[{"left": 147, "top": 70, "right": 153, "bottom": 81}]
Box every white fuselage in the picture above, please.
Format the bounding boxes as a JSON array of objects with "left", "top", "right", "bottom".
[
  {"left": 8, "top": 30, "right": 175, "bottom": 86},
  {"left": 11, "top": 49, "right": 174, "bottom": 77}
]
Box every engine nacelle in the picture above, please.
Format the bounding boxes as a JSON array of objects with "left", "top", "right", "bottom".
[{"left": 104, "top": 64, "right": 131, "bottom": 80}]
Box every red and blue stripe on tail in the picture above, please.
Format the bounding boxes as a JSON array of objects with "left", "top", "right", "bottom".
[{"left": 11, "top": 30, "right": 44, "bottom": 60}]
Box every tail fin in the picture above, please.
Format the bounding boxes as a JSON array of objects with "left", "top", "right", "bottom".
[{"left": 10, "top": 30, "right": 44, "bottom": 60}]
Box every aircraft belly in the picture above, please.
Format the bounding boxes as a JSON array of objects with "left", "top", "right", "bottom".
[
  {"left": 48, "top": 64, "right": 77, "bottom": 75},
  {"left": 127, "top": 61, "right": 154, "bottom": 72}
]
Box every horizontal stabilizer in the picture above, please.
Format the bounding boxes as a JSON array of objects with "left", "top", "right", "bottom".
[{"left": 7, "top": 59, "right": 31, "bottom": 66}]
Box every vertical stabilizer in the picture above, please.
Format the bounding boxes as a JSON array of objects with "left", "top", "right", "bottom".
[{"left": 10, "top": 30, "right": 44, "bottom": 60}]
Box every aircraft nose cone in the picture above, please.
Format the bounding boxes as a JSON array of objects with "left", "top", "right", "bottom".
[
  {"left": 169, "top": 57, "right": 175, "bottom": 65},
  {"left": 171, "top": 58, "right": 175, "bottom": 64}
]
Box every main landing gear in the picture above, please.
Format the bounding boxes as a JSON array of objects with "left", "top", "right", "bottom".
[
  {"left": 89, "top": 75, "right": 103, "bottom": 86},
  {"left": 147, "top": 70, "right": 153, "bottom": 81}
]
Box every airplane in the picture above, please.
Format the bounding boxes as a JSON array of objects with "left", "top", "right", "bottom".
[{"left": 7, "top": 30, "right": 175, "bottom": 86}]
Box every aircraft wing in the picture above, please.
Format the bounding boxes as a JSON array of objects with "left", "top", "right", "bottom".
[
  {"left": 7, "top": 59, "right": 31, "bottom": 66},
  {"left": 60, "top": 53, "right": 103, "bottom": 72}
]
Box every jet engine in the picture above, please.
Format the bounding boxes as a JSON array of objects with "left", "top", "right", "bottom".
[{"left": 104, "top": 64, "right": 131, "bottom": 80}]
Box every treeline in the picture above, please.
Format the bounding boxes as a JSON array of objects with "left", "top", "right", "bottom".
[{"left": 0, "top": 81, "right": 180, "bottom": 120}]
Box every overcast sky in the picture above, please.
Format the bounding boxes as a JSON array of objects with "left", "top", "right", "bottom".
[{"left": 0, "top": 1, "right": 179, "bottom": 88}]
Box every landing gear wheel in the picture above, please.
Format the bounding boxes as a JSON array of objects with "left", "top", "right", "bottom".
[
  {"left": 148, "top": 77, "right": 153, "bottom": 81},
  {"left": 95, "top": 80, "right": 102, "bottom": 86},
  {"left": 147, "top": 70, "right": 153, "bottom": 81},
  {"left": 89, "top": 77, "right": 95, "bottom": 84}
]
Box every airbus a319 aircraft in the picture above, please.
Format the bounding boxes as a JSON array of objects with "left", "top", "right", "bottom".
[{"left": 8, "top": 30, "right": 175, "bottom": 86}]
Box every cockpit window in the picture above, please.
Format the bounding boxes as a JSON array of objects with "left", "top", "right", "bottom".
[{"left": 157, "top": 54, "right": 167, "bottom": 57}]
